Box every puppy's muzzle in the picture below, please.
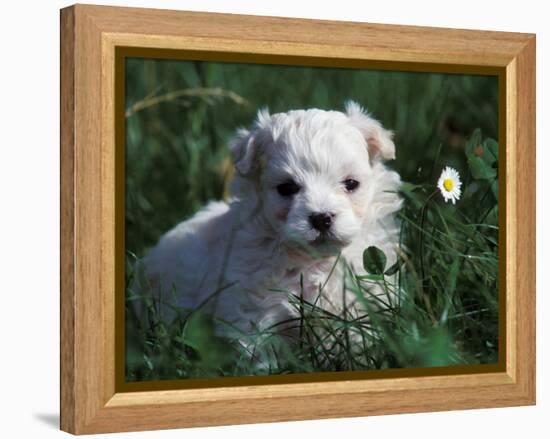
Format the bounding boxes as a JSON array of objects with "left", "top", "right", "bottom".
[{"left": 309, "top": 212, "right": 334, "bottom": 233}]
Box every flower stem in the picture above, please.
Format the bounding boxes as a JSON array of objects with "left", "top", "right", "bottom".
[{"left": 419, "top": 190, "right": 439, "bottom": 322}]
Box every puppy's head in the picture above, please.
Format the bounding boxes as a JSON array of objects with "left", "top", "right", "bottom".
[{"left": 230, "top": 101, "right": 396, "bottom": 256}]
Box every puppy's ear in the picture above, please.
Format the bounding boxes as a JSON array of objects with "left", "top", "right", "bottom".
[
  {"left": 345, "top": 100, "right": 395, "bottom": 161},
  {"left": 229, "top": 128, "right": 257, "bottom": 176},
  {"left": 230, "top": 108, "right": 272, "bottom": 176}
]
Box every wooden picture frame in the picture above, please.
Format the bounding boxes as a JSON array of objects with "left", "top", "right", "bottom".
[{"left": 60, "top": 4, "right": 536, "bottom": 434}]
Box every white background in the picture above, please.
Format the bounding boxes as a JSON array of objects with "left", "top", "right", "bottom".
[{"left": 0, "top": 0, "right": 547, "bottom": 437}]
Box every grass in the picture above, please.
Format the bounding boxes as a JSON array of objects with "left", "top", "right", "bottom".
[{"left": 124, "top": 58, "right": 499, "bottom": 381}]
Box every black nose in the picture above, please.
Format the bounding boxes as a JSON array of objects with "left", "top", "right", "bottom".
[{"left": 309, "top": 212, "right": 333, "bottom": 233}]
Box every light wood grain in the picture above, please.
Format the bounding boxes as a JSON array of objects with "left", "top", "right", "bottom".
[
  {"left": 106, "top": 372, "right": 514, "bottom": 407},
  {"left": 84, "top": 4, "right": 530, "bottom": 67},
  {"left": 505, "top": 59, "right": 518, "bottom": 382},
  {"left": 513, "top": 36, "right": 536, "bottom": 398},
  {"left": 101, "top": 26, "right": 117, "bottom": 410},
  {"left": 60, "top": 4, "right": 536, "bottom": 434},
  {"left": 75, "top": 5, "right": 104, "bottom": 429},
  {"left": 60, "top": 6, "right": 75, "bottom": 433}
]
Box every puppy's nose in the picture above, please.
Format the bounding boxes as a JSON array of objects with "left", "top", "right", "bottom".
[{"left": 309, "top": 212, "right": 333, "bottom": 233}]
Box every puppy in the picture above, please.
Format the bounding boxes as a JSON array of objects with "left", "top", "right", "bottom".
[{"left": 138, "top": 101, "right": 402, "bottom": 353}]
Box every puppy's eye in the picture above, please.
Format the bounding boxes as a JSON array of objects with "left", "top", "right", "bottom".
[
  {"left": 343, "top": 179, "right": 360, "bottom": 192},
  {"left": 276, "top": 181, "right": 300, "bottom": 197}
]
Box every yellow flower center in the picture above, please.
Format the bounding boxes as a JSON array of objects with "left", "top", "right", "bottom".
[{"left": 443, "top": 178, "right": 454, "bottom": 192}]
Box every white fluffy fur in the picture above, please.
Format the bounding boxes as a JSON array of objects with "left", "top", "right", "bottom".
[{"left": 140, "top": 101, "right": 402, "bottom": 344}]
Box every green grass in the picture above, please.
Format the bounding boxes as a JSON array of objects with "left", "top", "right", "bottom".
[{"left": 124, "top": 58, "right": 499, "bottom": 381}]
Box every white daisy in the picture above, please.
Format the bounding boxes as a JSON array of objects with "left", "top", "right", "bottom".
[{"left": 437, "top": 166, "right": 462, "bottom": 204}]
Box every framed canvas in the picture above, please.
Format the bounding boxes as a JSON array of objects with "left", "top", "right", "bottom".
[{"left": 60, "top": 4, "right": 536, "bottom": 435}]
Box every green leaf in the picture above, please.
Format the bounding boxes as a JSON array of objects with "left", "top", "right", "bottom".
[
  {"left": 491, "top": 179, "right": 499, "bottom": 199},
  {"left": 384, "top": 257, "right": 404, "bottom": 276},
  {"left": 181, "top": 311, "right": 235, "bottom": 370},
  {"left": 465, "top": 128, "right": 482, "bottom": 157},
  {"left": 363, "top": 246, "right": 387, "bottom": 275},
  {"left": 483, "top": 138, "right": 499, "bottom": 164},
  {"left": 485, "top": 205, "right": 499, "bottom": 226},
  {"left": 446, "top": 259, "right": 460, "bottom": 298},
  {"left": 467, "top": 138, "right": 498, "bottom": 166},
  {"left": 356, "top": 273, "right": 385, "bottom": 281},
  {"left": 468, "top": 156, "right": 497, "bottom": 180},
  {"left": 465, "top": 132, "right": 499, "bottom": 179},
  {"left": 399, "top": 182, "right": 422, "bottom": 193}
]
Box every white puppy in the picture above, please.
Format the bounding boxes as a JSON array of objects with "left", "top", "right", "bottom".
[{"left": 138, "top": 101, "right": 402, "bottom": 351}]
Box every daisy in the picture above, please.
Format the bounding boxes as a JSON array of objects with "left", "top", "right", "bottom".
[{"left": 437, "top": 166, "right": 462, "bottom": 204}]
